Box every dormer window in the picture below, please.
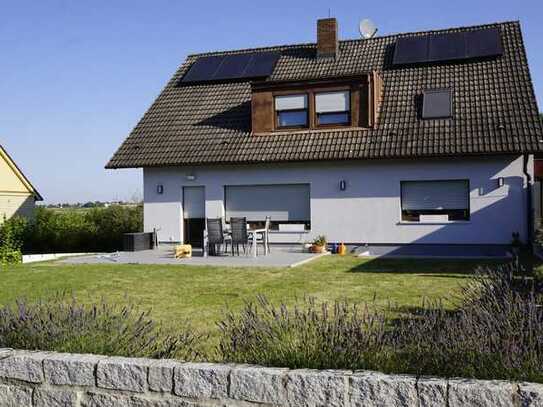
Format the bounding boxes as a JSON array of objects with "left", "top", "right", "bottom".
[
  {"left": 315, "top": 90, "right": 350, "bottom": 126},
  {"left": 275, "top": 94, "right": 308, "bottom": 128}
]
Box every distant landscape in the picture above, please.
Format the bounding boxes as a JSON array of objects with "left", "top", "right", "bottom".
[{"left": 43, "top": 200, "right": 141, "bottom": 211}]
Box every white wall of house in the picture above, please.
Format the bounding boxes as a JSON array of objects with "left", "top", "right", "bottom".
[{"left": 143, "top": 155, "right": 531, "bottom": 245}]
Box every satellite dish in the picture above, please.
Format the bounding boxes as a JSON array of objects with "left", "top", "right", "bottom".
[{"left": 359, "top": 19, "right": 378, "bottom": 39}]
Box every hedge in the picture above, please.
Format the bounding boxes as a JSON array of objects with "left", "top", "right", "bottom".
[{"left": 1, "top": 205, "right": 142, "bottom": 255}]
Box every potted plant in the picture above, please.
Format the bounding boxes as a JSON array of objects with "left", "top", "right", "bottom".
[{"left": 311, "top": 235, "right": 327, "bottom": 253}]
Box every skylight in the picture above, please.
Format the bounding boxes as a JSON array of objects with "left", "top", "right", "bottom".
[{"left": 422, "top": 89, "right": 452, "bottom": 119}]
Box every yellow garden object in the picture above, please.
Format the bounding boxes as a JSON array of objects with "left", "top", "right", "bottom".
[
  {"left": 338, "top": 243, "right": 347, "bottom": 256},
  {"left": 175, "top": 244, "right": 192, "bottom": 258}
]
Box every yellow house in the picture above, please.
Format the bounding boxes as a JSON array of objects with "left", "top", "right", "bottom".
[{"left": 0, "top": 145, "right": 42, "bottom": 221}]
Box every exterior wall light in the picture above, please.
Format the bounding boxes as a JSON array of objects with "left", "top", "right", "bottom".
[
  {"left": 339, "top": 180, "right": 347, "bottom": 191},
  {"left": 497, "top": 177, "right": 505, "bottom": 187},
  {"left": 186, "top": 174, "right": 196, "bottom": 181},
  {"left": 157, "top": 185, "right": 164, "bottom": 194}
]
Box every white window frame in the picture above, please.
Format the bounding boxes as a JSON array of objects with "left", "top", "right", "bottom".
[
  {"left": 315, "top": 90, "right": 351, "bottom": 126},
  {"left": 274, "top": 94, "right": 309, "bottom": 129}
]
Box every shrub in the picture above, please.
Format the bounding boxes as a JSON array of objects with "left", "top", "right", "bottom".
[
  {"left": 6, "top": 205, "right": 143, "bottom": 254},
  {"left": 0, "top": 247, "right": 22, "bottom": 265},
  {"left": 26, "top": 208, "right": 94, "bottom": 253},
  {"left": 391, "top": 265, "right": 543, "bottom": 382},
  {"left": 0, "top": 216, "right": 26, "bottom": 265},
  {"left": 84, "top": 205, "right": 143, "bottom": 251},
  {"left": 0, "top": 294, "right": 203, "bottom": 360},
  {"left": 535, "top": 266, "right": 543, "bottom": 286},
  {"left": 218, "top": 265, "right": 543, "bottom": 382},
  {"left": 218, "top": 295, "right": 389, "bottom": 370}
]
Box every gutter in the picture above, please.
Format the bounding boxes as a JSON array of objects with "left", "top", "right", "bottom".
[{"left": 523, "top": 153, "right": 533, "bottom": 245}]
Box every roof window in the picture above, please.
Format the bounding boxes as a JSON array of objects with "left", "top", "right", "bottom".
[{"left": 422, "top": 89, "right": 452, "bottom": 119}]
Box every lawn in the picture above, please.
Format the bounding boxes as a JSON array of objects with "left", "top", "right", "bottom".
[{"left": 1, "top": 255, "right": 494, "bottom": 350}]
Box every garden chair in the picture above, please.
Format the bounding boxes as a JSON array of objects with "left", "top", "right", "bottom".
[
  {"left": 254, "top": 216, "right": 271, "bottom": 255},
  {"left": 206, "top": 218, "right": 224, "bottom": 256},
  {"left": 230, "top": 217, "right": 248, "bottom": 256}
]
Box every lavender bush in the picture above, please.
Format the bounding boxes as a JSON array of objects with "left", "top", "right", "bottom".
[
  {"left": 218, "top": 295, "right": 390, "bottom": 370},
  {"left": 391, "top": 265, "right": 543, "bottom": 382},
  {"left": 0, "top": 294, "right": 204, "bottom": 360},
  {"left": 218, "top": 265, "right": 543, "bottom": 382}
]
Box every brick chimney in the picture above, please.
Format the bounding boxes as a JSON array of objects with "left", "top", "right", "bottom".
[{"left": 317, "top": 18, "right": 338, "bottom": 58}]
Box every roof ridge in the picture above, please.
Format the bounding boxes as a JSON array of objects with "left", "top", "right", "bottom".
[
  {"left": 186, "top": 20, "right": 520, "bottom": 58},
  {"left": 342, "top": 19, "right": 520, "bottom": 42}
]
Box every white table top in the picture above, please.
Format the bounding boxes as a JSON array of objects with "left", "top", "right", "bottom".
[{"left": 223, "top": 227, "right": 267, "bottom": 233}]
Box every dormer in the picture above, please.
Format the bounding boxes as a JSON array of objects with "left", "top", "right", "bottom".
[
  {"left": 251, "top": 72, "right": 383, "bottom": 134},
  {"left": 251, "top": 18, "right": 383, "bottom": 134}
]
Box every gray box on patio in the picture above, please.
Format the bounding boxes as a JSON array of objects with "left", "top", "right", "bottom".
[{"left": 123, "top": 232, "right": 154, "bottom": 252}]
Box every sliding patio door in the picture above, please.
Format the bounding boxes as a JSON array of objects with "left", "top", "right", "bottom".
[{"left": 183, "top": 186, "right": 205, "bottom": 248}]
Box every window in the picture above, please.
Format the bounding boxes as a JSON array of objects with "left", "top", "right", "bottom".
[
  {"left": 422, "top": 89, "right": 452, "bottom": 119},
  {"left": 315, "top": 90, "right": 350, "bottom": 125},
  {"left": 224, "top": 184, "right": 311, "bottom": 230},
  {"left": 400, "top": 180, "right": 469, "bottom": 222},
  {"left": 275, "top": 94, "right": 308, "bottom": 128}
]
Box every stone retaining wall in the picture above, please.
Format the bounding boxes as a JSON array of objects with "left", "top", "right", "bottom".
[{"left": 0, "top": 348, "right": 542, "bottom": 406}]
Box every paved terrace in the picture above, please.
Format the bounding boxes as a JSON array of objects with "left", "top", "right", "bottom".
[{"left": 62, "top": 245, "right": 326, "bottom": 268}]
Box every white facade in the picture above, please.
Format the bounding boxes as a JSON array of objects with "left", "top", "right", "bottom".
[{"left": 143, "top": 155, "right": 532, "bottom": 246}]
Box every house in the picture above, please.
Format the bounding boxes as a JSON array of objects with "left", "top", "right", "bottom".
[
  {"left": 107, "top": 18, "right": 543, "bottom": 255},
  {"left": 0, "top": 144, "right": 42, "bottom": 221}
]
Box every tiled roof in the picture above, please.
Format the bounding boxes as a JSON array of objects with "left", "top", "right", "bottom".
[{"left": 106, "top": 21, "right": 543, "bottom": 169}]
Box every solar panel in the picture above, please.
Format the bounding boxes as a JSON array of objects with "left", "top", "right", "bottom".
[
  {"left": 422, "top": 89, "right": 452, "bottom": 119},
  {"left": 466, "top": 28, "right": 502, "bottom": 58},
  {"left": 428, "top": 32, "right": 466, "bottom": 62},
  {"left": 393, "top": 28, "right": 502, "bottom": 66},
  {"left": 181, "top": 55, "right": 224, "bottom": 83},
  {"left": 213, "top": 54, "right": 253, "bottom": 80},
  {"left": 182, "top": 52, "right": 280, "bottom": 83},
  {"left": 393, "top": 36, "right": 429, "bottom": 65},
  {"left": 244, "top": 52, "right": 281, "bottom": 77}
]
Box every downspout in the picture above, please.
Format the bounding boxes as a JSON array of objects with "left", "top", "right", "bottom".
[{"left": 523, "top": 153, "right": 533, "bottom": 246}]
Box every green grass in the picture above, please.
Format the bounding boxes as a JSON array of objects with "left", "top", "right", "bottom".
[{"left": 0, "top": 256, "right": 496, "bottom": 350}]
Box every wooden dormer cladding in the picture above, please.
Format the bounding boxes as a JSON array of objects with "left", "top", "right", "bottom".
[
  {"left": 251, "top": 74, "right": 383, "bottom": 134},
  {"left": 371, "top": 71, "right": 384, "bottom": 126},
  {"left": 251, "top": 91, "right": 275, "bottom": 133}
]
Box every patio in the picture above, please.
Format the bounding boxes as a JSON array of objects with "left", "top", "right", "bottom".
[{"left": 61, "top": 244, "right": 327, "bottom": 268}]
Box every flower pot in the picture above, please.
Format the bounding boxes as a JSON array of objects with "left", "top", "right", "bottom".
[{"left": 311, "top": 244, "right": 326, "bottom": 253}]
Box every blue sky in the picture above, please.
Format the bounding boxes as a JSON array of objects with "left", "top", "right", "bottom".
[{"left": 1, "top": 0, "right": 542, "bottom": 203}]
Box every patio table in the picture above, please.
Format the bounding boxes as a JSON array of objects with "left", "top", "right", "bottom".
[{"left": 222, "top": 227, "right": 268, "bottom": 258}]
